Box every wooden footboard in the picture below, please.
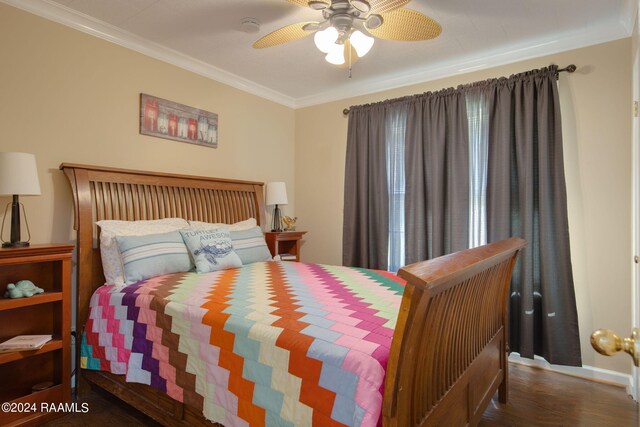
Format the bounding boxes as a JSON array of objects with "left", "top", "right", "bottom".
[{"left": 382, "top": 237, "right": 526, "bottom": 427}]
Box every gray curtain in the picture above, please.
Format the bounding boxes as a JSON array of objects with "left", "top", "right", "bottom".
[
  {"left": 343, "top": 65, "right": 581, "bottom": 366},
  {"left": 477, "top": 66, "right": 582, "bottom": 366},
  {"left": 343, "top": 105, "right": 390, "bottom": 269},
  {"left": 404, "top": 90, "right": 470, "bottom": 263},
  {"left": 343, "top": 91, "right": 469, "bottom": 269}
]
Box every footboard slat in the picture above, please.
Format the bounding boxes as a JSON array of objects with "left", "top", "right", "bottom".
[{"left": 382, "top": 238, "right": 526, "bottom": 427}]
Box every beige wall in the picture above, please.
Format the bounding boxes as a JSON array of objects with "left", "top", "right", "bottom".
[
  {"left": 295, "top": 38, "right": 634, "bottom": 375},
  {"left": 0, "top": 3, "right": 296, "bottom": 247},
  {"left": 0, "top": 3, "right": 633, "bottom": 376}
]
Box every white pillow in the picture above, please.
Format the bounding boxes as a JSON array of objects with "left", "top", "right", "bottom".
[
  {"left": 97, "top": 218, "right": 190, "bottom": 287},
  {"left": 188, "top": 218, "right": 257, "bottom": 232}
]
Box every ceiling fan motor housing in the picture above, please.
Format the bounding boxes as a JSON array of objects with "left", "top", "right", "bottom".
[
  {"left": 332, "top": 0, "right": 352, "bottom": 10},
  {"left": 331, "top": 14, "right": 354, "bottom": 34}
]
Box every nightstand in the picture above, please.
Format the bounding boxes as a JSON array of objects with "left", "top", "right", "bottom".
[
  {"left": 264, "top": 231, "right": 306, "bottom": 262},
  {"left": 0, "top": 244, "right": 74, "bottom": 426}
]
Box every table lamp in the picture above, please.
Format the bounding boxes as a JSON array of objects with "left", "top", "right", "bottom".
[
  {"left": 0, "top": 152, "right": 41, "bottom": 247},
  {"left": 266, "top": 182, "right": 288, "bottom": 232}
]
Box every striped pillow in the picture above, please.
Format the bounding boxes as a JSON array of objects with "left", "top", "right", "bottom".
[
  {"left": 230, "top": 226, "right": 273, "bottom": 264},
  {"left": 116, "top": 231, "right": 193, "bottom": 284},
  {"left": 97, "top": 218, "right": 189, "bottom": 287}
]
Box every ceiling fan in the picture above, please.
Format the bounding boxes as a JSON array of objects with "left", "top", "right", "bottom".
[{"left": 252, "top": 0, "right": 442, "bottom": 69}]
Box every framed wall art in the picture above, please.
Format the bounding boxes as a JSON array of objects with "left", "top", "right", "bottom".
[{"left": 140, "top": 93, "right": 218, "bottom": 148}]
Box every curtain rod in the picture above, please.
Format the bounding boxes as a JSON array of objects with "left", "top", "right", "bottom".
[{"left": 342, "top": 64, "right": 577, "bottom": 116}]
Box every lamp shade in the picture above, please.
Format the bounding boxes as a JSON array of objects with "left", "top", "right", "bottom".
[
  {"left": 314, "top": 27, "right": 339, "bottom": 53},
  {"left": 350, "top": 30, "right": 374, "bottom": 57},
  {"left": 0, "top": 152, "right": 41, "bottom": 196},
  {"left": 325, "top": 43, "right": 346, "bottom": 65},
  {"left": 266, "top": 182, "right": 288, "bottom": 206}
]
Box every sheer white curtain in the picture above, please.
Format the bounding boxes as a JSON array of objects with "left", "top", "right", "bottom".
[
  {"left": 466, "top": 92, "right": 489, "bottom": 248},
  {"left": 385, "top": 94, "right": 488, "bottom": 271},
  {"left": 386, "top": 106, "right": 407, "bottom": 272}
]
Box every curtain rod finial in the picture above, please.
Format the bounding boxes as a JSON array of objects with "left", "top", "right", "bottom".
[
  {"left": 556, "top": 64, "right": 577, "bottom": 74},
  {"left": 343, "top": 108, "right": 350, "bottom": 116}
]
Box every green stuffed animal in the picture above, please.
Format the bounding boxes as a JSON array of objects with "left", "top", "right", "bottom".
[{"left": 4, "top": 280, "right": 44, "bottom": 298}]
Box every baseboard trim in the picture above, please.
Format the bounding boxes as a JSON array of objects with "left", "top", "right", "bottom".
[{"left": 508, "top": 353, "right": 634, "bottom": 398}]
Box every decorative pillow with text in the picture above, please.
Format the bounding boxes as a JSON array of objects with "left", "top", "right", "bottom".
[{"left": 180, "top": 229, "right": 242, "bottom": 273}]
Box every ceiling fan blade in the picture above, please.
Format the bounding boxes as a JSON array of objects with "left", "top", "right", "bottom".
[
  {"left": 369, "top": 0, "right": 410, "bottom": 15},
  {"left": 253, "top": 22, "right": 317, "bottom": 48},
  {"left": 368, "top": 8, "right": 441, "bottom": 41},
  {"left": 286, "top": 0, "right": 311, "bottom": 7},
  {"left": 286, "top": 0, "right": 330, "bottom": 8}
]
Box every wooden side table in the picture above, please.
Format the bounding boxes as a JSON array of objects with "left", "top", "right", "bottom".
[
  {"left": 264, "top": 231, "right": 306, "bottom": 262},
  {"left": 0, "top": 244, "right": 74, "bottom": 426}
]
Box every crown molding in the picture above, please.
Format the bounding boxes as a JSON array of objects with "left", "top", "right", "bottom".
[
  {"left": 619, "top": 0, "right": 638, "bottom": 34},
  {"left": 1, "top": 0, "right": 634, "bottom": 110},
  {"left": 0, "top": 0, "right": 297, "bottom": 109},
  {"left": 294, "top": 23, "right": 632, "bottom": 108}
]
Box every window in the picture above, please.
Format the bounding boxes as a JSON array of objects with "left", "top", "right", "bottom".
[
  {"left": 386, "top": 107, "right": 407, "bottom": 272},
  {"left": 466, "top": 91, "right": 489, "bottom": 248},
  {"left": 386, "top": 93, "right": 489, "bottom": 271}
]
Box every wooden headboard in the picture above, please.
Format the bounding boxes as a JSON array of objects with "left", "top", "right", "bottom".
[{"left": 60, "top": 163, "right": 265, "bottom": 336}]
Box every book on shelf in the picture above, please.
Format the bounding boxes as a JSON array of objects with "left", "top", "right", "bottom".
[
  {"left": 0, "top": 335, "right": 52, "bottom": 353},
  {"left": 280, "top": 254, "right": 297, "bottom": 261}
]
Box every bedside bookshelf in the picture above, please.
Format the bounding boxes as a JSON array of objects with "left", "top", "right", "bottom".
[
  {"left": 0, "top": 244, "right": 74, "bottom": 426},
  {"left": 0, "top": 292, "right": 63, "bottom": 310},
  {"left": 264, "top": 231, "right": 306, "bottom": 262}
]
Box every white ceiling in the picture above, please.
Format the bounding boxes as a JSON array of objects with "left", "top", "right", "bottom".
[{"left": 4, "top": 0, "right": 636, "bottom": 107}]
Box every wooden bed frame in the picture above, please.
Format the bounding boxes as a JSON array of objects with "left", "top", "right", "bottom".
[{"left": 61, "top": 163, "right": 525, "bottom": 427}]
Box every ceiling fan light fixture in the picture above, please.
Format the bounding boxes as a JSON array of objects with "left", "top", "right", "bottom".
[
  {"left": 325, "top": 43, "right": 346, "bottom": 65},
  {"left": 350, "top": 30, "right": 374, "bottom": 57},
  {"left": 314, "top": 26, "right": 339, "bottom": 53}
]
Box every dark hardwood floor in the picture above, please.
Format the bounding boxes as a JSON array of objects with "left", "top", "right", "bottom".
[
  {"left": 480, "top": 363, "right": 637, "bottom": 426},
  {"left": 44, "top": 363, "right": 637, "bottom": 426}
]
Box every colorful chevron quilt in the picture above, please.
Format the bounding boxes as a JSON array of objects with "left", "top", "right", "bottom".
[{"left": 81, "top": 261, "right": 405, "bottom": 426}]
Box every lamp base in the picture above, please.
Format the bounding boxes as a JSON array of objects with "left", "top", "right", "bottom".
[
  {"left": 1, "top": 195, "right": 32, "bottom": 248},
  {"left": 2, "top": 241, "right": 29, "bottom": 248},
  {"left": 271, "top": 204, "right": 283, "bottom": 232}
]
